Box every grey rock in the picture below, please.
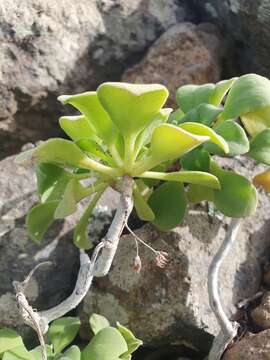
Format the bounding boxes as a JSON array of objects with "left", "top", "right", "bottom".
[
  {"left": 0, "top": 152, "right": 117, "bottom": 342},
  {"left": 80, "top": 157, "right": 270, "bottom": 351},
  {"left": 0, "top": 0, "right": 190, "bottom": 158},
  {"left": 193, "top": 0, "right": 270, "bottom": 77}
]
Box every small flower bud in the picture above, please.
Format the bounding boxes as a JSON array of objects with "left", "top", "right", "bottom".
[
  {"left": 155, "top": 251, "right": 169, "bottom": 268},
  {"left": 133, "top": 255, "right": 142, "bottom": 273}
]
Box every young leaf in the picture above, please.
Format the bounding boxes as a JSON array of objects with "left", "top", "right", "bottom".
[
  {"left": 48, "top": 317, "right": 81, "bottom": 354},
  {"left": 249, "top": 128, "right": 270, "bottom": 165},
  {"left": 151, "top": 123, "right": 209, "bottom": 163},
  {"left": 179, "top": 122, "right": 229, "bottom": 154},
  {"left": 54, "top": 179, "right": 90, "bottom": 219},
  {"left": 76, "top": 138, "right": 115, "bottom": 165},
  {"left": 97, "top": 82, "right": 168, "bottom": 137},
  {"left": 81, "top": 327, "right": 128, "bottom": 360},
  {"left": 176, "top": 83, "right": 215, "bottom": 113},
  {"left": 26, "top": 201, "right": 59, "bottom": 242},
  {"left": 90, "top": 314, "right": 110, "bottom": 335},
  {"left": 140, "top": 170, "right": 220, "bottom": 189},
  {"left": 253, "top": 171, "right": 270, "bottom": 193},
  {"left": 148, "top": 182, "right": 187, "bottom": 231},
  {"left": 58, "top": 92, "right": 118, "bottom": 145},
  {"left": 0, "top": 329, "right": 23, "bottom": 356},
  {"left": 36, "top": 163, "right": 71, "bottom": 203},
  {"left": 222, "top": 74, "right": 270, "bottom": 135},
  {"left": 211, "top": 162, "right": 258, "bottom": 217},
  {"left": 133, "top": 186, "right": 155, "bottom": 221},
  {"left": 205, "top": 120, "right": 249, "bottom": 156},
  {"left": 116, "top": 323, "right": 143, "bottom": 356},
  {"left": 209, "top": 77, "right": 237, "bottom": 106},
  {"left": 181, "top": 147, "right": 210, "bottom": 172},
  {"left": 59, "top": 115, "right": 96, "bottom": 141}
]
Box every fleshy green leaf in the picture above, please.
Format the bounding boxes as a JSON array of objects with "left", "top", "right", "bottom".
[
  {"left": 3, "top": 346, "right": 34, "bottom": 360},
  {"left": 249, "top": 129, "right": 270, "bottom": 165},
  {"left": 90, "top": 314, "right": 110, "bottom": 335},
  {"left": 179, "top": 122, "right": 229, "bottom": 153},
  {"left": 116, "top": 323, "right": 143, "bottom": 356},
  {"left": 59, "top": 115, "right": 96, "bottom": 141},
  {"left": 48, "top": 317, "right": 81, "bottom": 354},
  {"left": 133, "top": 186, "right": 155, "bottom": 221},
  {"left": 253, "top": 171, "right": 270, "bottom": 193},
  {"left": 81, "top": 327, "right": 128, "bottom": 360},
  {"left": 30, "top": 345, "right": 54, "bottom": 360},
  {"left": 151, "top": 123, "right": 209, "bottom": 163},
  {"left": 97, "top": 82, "right": 168, "bottom": 137},
  {"left": 58, "top": 92, "right": 118, "bottom": 145},
  {"left": 60, "top": 346, "right": 81, "bottom": 360},
  {"left": 26, "top": 201, "right": 59, "bottom": 242},
  {"left": 177, "top": 103, "right": 223, "bottom": 127},
  {"left": 205, "top": 120, "right": 249, "bottom": 156},
  {"left": 14, "top": 148, "right": 35, "bottom": 166},
  {"left": 36, "top": 163, "right": 71, "bottom": 203},
  {"left": 211, "top": 162, "right": 258, "bottom": 217},
  {"left": 187, "top": 184, "right": 214, "bottom": 203},
  {"left": 140, "top": 170, "right": 220, "bottom": 189},
  {"left": 222, "top": 74, "right": 270, "bottom": 136},
  {"left": 0, "top": 329, "right": 23, "bottom": 356},
  {"left": 168, "top": 108, "right": 185, "bottom": 124},
  {"left": 209, "top": 77, "right": 237, "bottom": 106},
  {"left": 54, "top": 179, "right": 89, "bottom": 219},
  {"left": 176, "top": 83, "right": 215, "bottom": 113},
  {"left": 76, "top": 138, "right": 114, "bottom": 165},
  {"left": 149, "top": 182, "right": 187, "bottom": 231},
  {"left": 181, "top": 147, "right": 210, "bottom": 172}
]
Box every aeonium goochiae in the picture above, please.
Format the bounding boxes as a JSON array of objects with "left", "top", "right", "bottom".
[{"left": 17, "top": 76, "right": 270, "bottom": 258}]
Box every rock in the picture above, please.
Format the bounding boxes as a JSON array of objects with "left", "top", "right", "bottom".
[
  {"left": 80, "top": 157, "right": 270, "bottom": 351},
  {"left": 264, "top": 267, "right": 270, "bottom": 287},
  {"left": 0, "top": 152, "right": 117, "bottom": 342},
  {"left": 251, "top": 292, "right": 270, "bottom": 329},
  {"left": 122, "top": 22, "right": 222, "bottom": 106},
  {"left": 223, "top": 330, "right": 270, "bottom": 360},
  {"left": 0, "top": 0, "right": 190, "bottom": 158},
  {"left": 195, "top": 0, "right": 270, "bottom": 77}
]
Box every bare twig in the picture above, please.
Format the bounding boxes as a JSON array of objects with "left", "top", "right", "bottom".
[
  {"left": 208, "top": 218, "right": 241, "bottom": 360},
  {"left": 15, "top": 175, "right": 134, "bottom": 345}
]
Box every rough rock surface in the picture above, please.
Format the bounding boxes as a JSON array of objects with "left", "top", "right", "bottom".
[
  {"left": 0, "top": 0, "right": 191, "bottom": 157},
  {"left": 122, "top": 22, "right": 222, "bottom": 105},
  {"left": 80, "top": 158, "right": 270, "bottom": 351},
  {"left": 223, "top": 330, "right": 270, "bottom": 360},
  {"left": 195, "top": 0, "right": 270, "bottom": 77},
  {"left": 0, "top": 152, "right": 117, "bottom": 342},
  {"left": 251, "top": 292, "right": 270, "bottom": 329}
]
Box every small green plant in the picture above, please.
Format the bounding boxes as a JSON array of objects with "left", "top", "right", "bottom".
[
  {"left": 14, "top": 75, "right": 270, "bottom": 360},
  {"left": 0, "top": 314, "right": 142, "bottom": 360}
]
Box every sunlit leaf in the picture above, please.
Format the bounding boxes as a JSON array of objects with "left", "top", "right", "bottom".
[
  {"left": 151, "top": 123, "right": 209, "bottom": 162},
  {"left": 75, "top": 138, "right": 114, "bottom": 165},
  {"left": 209, "top": 77, "right": 237, "bottom": 106},
  {"left": 116, "top": 322, "right": 143, "bottom": 356},
  {"left": 253, "top": 171, "right": 270, "bottom": 193},
  {"left": 222, "top": 74, "right": 270, "bottom": 136},
  {"left": 133, "top": 186, "right": 155, "bottom": 221},
  {"left": 81, "top": 327, "right": 128, "bottom": 360},
  {"left": 97, "top": 82, "right": 168, "bottom": 137},
  {"left": 140, "top": 170, "right": 220, "bottom": 189},
  {"left": 58, "top": 92, "right": 118, "bottom": 145},
  {"left": 0, "top": 329, "right": 23, "bottom": 356},
  {"left": 26, "top": 201, "right": 59, "bottom": 242},
  {"left": 3, "top": 345, "right": 34, "bottom": 360},
  {"left": 36, "top": 163, "right": 71, "bottom": 203},
  {"left": 211, "top": 162, "right": 258, "bottom": 217},
  {"left": 181, "top": 146, "right": 210, "bottom": 172},
  {"left": 249, "top": 128, "right": 270, "bottom": 165},
  {"left": 149, "top": 182, "right": 186, "bottom": 231},
  {"left": 90, "top": 314, "right": 110, "bottom": 335},
  {"left": 48, "top": 317, "right": 81, "bottom": 354},
  {"left": 179, "top": 122, "right": 229, "bottom": 153},
  {"left": 59, "top": 115, "right": 96, "bottom": 141},
  {"left": 30, "top": 345, "right": 54, "bottom": 360},
  {"left": 205, "top": 120, "right": 249, "bottom": 156},
  {"left": 176, "top": 83, "right": 215, "bottom": 113}
]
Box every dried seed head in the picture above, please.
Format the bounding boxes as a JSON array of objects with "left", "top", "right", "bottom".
[
  {"left": 133, "top": 255, "right": 142, "bottom": 273},
  {"left": 155, "top": 251, "right": 169, "bottom": 268}
]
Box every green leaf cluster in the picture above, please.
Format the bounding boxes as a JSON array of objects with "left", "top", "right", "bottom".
[{"left": 0, "top": 314, "right": 142, "bottom": 360}]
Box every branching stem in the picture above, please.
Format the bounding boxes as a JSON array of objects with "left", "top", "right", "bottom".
[{"left": 208, "top": 218, "right": 241, "bottom": 360}]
